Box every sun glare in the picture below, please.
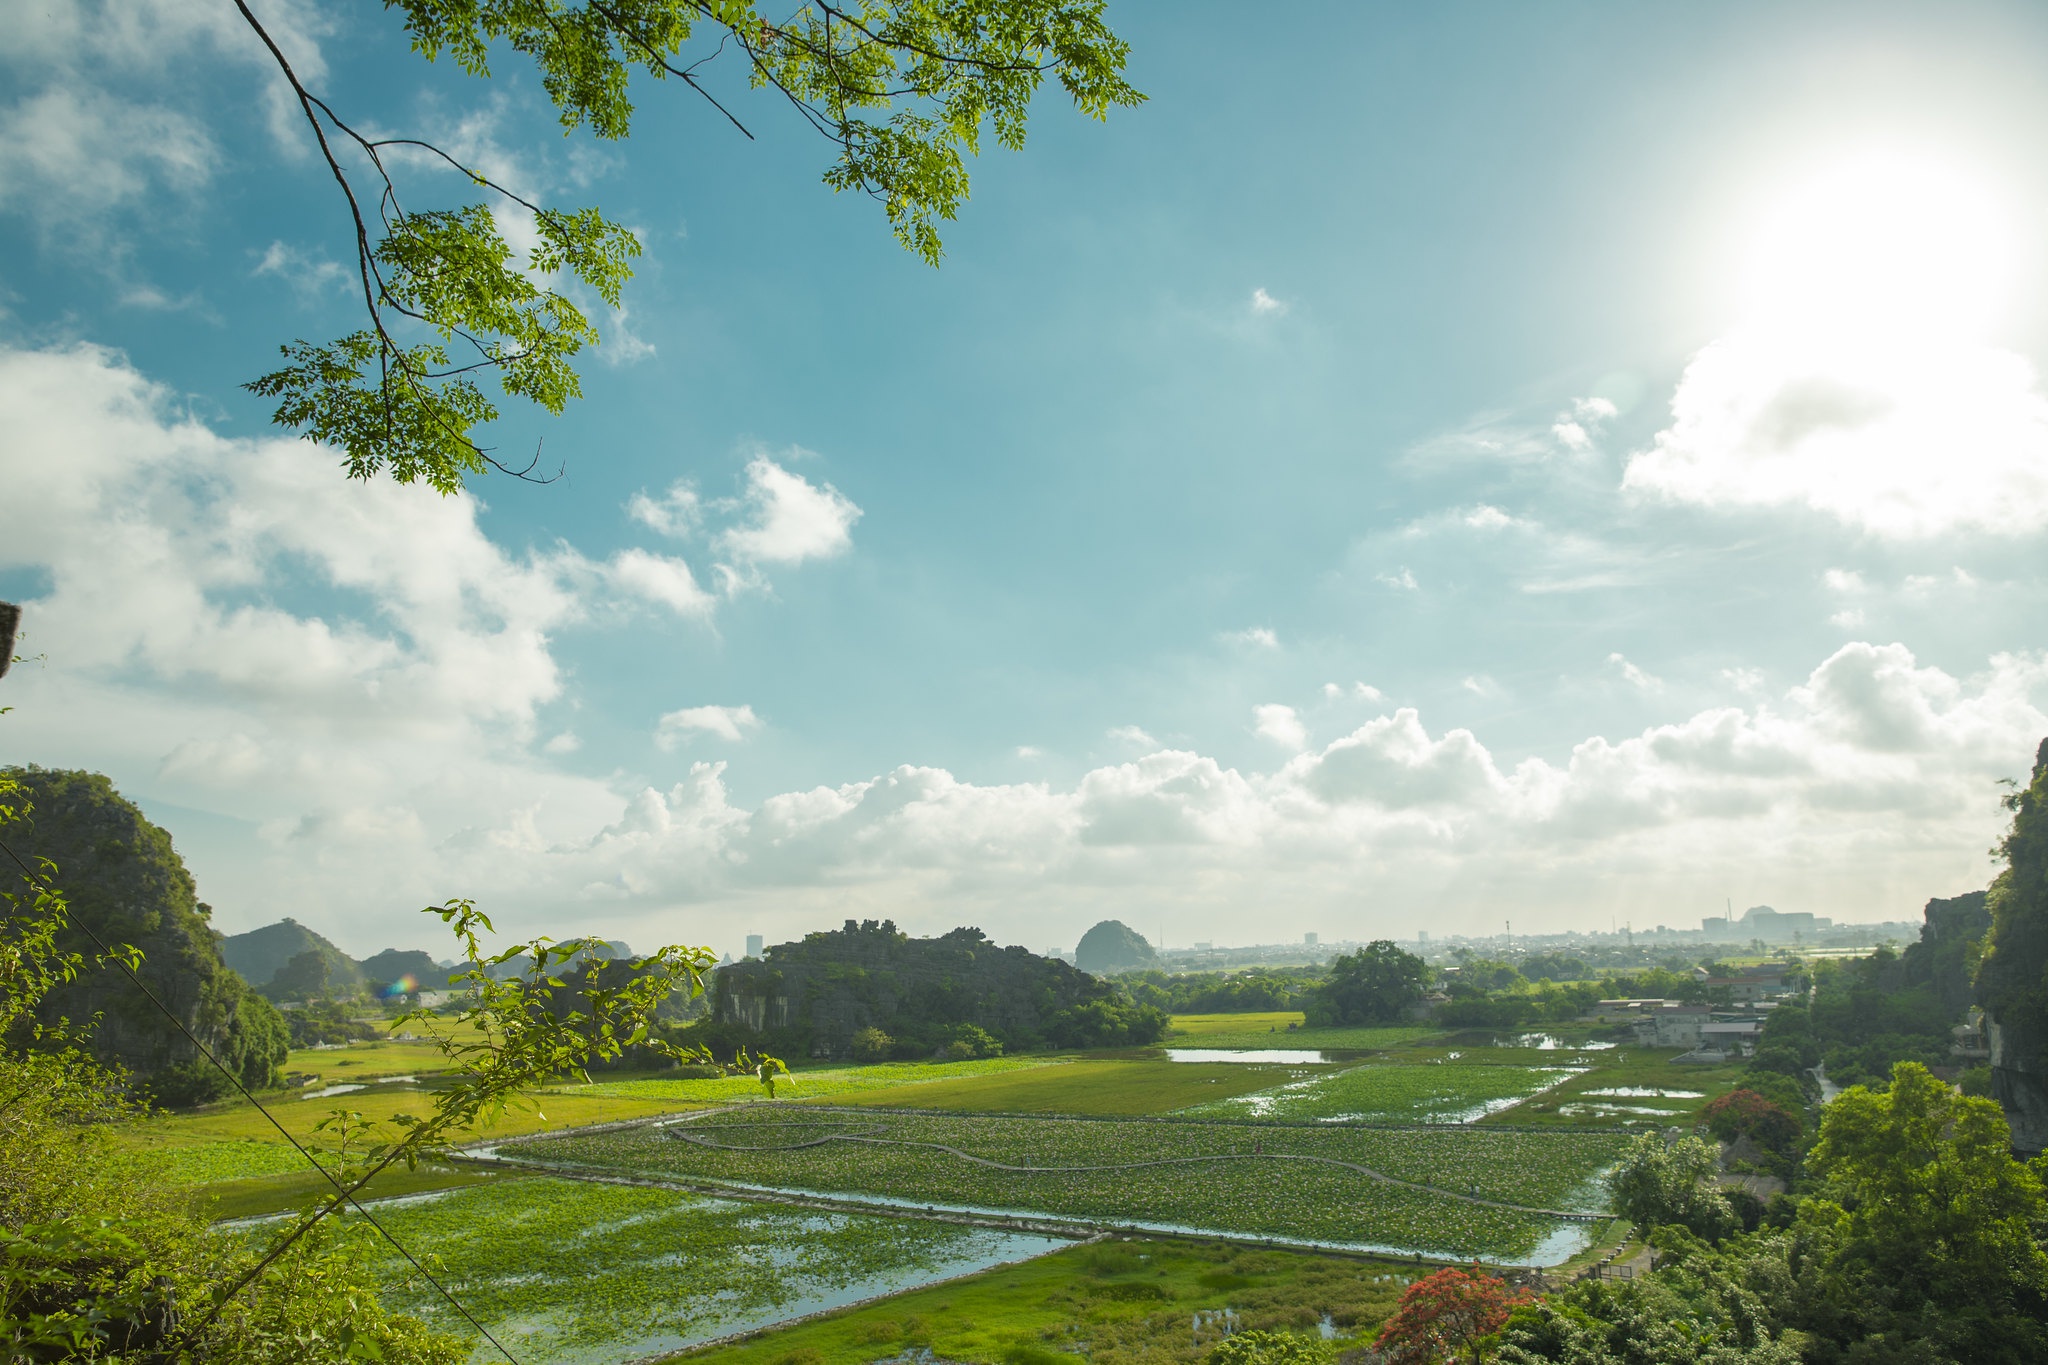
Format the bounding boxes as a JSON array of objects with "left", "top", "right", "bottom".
[{"left": 1739, "top": 148, "right": 2016, "bottom": 344}]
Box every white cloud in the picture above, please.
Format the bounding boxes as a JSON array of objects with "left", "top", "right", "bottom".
[
  {"left": 1461, "top": 675, "right": 1500, "bottom": 698},
  {"left": 1551, "top": 396, "right": 1616, "bottom": 452},
  {"left": 252, "top": 240, "right": 346, "bottom": 298},
  {"left": 1463, "top": 505, "right": 1516, "bottom": 530},
  {"left": 543, "top": 732, "right": 581, "bottom": 755},
  {"left": 1322, "top": 682, "right": 1342, "bottom": 700},
  {"left": 1224, "top": 627, "right": 1279, "bottom": 650},
  {"left": 0, "top": 86, "right": 214, "bottom": 235},
  {"left": 1376, "top": 568, "right": 1418, "bottom": 591},
  {"left": 717, "top": 455, "right": 862, "bottom": 566},
  {"left": 0, "top": 0, "right": 333, "bottom": 236},
  {"left": 627, "top": 481, "right": 702, "bottom": 538},
  {"left": 1250, "top": 287, "right": 1288, "bottom": 315},
  {"left": 599, "top": 304, "right": 656, "bottom": 366},
  {"left": 1607, "top": 652, "right": 1663, "bottom": 692},
  {"left": 1015, "top": 745, "right": 1044, "bottom": 759},
  {"left": 1721, "top": 667, "right": 1766, "bottom": 694},
  {"left": 606, "top": 548, "right": 716, "bottom": 618},
  {"left": 7, "top": 346, "right": 2043, "bottom": 951},
  {"left": 1822, "top": 568, "right": 1867, "bottom": 594},
  {"left": 655, "top": 704, "right": 762, "bottom": 747},
  {"left": 1252, "top": 703, "right": 1308, "bottom": 750},
  {"left": 1831, "top": 607, "right": 1867, "bottom": 630},
  {"left": 1623, "top": 329, "right": 2048, "bottom": 536},
  {"left": 1354, "top": 682, "right": 1386, "bottom": 702},
  {"left": 1107, "top": 725, "right": 1159, "bottom": 750}
]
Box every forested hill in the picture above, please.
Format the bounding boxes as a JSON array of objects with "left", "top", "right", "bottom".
[
  {"left": 2, "top": 766, "right": 288, "bottom": 1104},
  {"left": 709, "top": 919, "right": 1166, "bottom": 1061}
]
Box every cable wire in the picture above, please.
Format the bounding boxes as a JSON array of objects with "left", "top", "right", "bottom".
[{"left": 0, "top": 831, "right": 520, "bottom": 1363}]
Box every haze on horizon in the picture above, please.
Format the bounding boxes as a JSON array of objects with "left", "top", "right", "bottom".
[{"left": 6, "top": 1, "right": 2048, "bottom": 961}]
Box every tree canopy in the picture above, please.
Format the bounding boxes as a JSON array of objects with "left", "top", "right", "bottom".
[
  {"left": 1303, "top": 940, "right": 1428, "bottom": 1026},
  {"left": 229, "top": 0, "right": 1143, "bottom": 493}
]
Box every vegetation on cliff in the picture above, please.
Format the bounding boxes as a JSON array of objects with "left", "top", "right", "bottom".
[
  {"left": 709, "top": 919, "right": 1166, "bottom": 1060},
  {"left": 2, "top": 766, "right": 288, "bottom": 1104},
  {"left": 1074, "top": 919, "right": 1157, "bottom": 974}
]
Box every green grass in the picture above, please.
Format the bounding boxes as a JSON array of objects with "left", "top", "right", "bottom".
[
  {"left": 681, "top": 1237, "right": 1422, "bottom": 1365},
  {"left": 1179, "top": 1063, "right": 1584, "bottom": 1124},
  {"left": 115, "top": 1085, "right": 708, "bottom": 1197},
  {"left": 1170, "top": 1021, "right": 1442, "bottom": 1052},
  {"left": 1169, "top": 1012, "right": 1305, "bottom": 1036},
  {"left": 321, "top": 1176, "right": 1061, "bottom": 1364},
  {"left": 838, "top": 1061, "right": 1324, "bottom": 1116},
  {"left": 578, "top": 1057, "right": 1060, "bottom": 1106},
  {"left": 524, "top": 1108, "right": 1625, "bottom": 1259},
  {"left": 201, "top": 1163, "right": 515, "bottom": 1220}
]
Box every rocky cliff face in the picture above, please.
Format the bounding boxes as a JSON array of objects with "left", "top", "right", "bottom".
[
  {"left": 4, "top": 767, "right": 284, "bottom": 1100},
  {"left": 713, "top": 919, "right": 1159, "bottom": 1059},
  {"left": 1978, "top": 737, "right": 2048, "bottom": 1155},
  {"left": 1988, "top": 1018, "right": 2048, "bottom": 1155}
]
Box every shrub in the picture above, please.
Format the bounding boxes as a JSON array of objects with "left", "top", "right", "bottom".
[
  {"left": 1208, "top": 1329, "right": 1335, "bottom": 1365},
  {"left": 850, "top": 1027, "right": 894, "bottom": 1062}
]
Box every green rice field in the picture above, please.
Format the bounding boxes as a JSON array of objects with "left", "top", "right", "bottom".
[{"left": 509, "top": 1107, "right": 1628, "bottom": 1261}]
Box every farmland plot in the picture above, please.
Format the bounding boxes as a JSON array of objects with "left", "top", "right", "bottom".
[
  {"left": 1179, "top": 1063, "right": 1582, "bottom": 1124},
  {"left": 516, "top": 1109, "right": 1627, "bottom": 1262},
  {"left": 332, "top": 1177, "right": 1067, "bottom": 1364}
]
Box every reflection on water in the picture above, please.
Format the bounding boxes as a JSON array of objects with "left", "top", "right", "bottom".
[
  {"left": 1496, "top": 1034, "right": 1619, "bottom": 1051},
  {"left": 1583, "top": 1087, "right": 1703, "bottom": 1099},
  {"left": 301, "top": 1075, "right": 419, "bottom": 1100}
]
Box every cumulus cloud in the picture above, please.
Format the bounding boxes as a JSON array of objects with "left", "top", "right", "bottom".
[
  {"left": 655, "top": 704, "right": 762, "bottom": 747},
  {"left": 1376, "top": 568, "right": 1418, "bottom": 591},
  {"left": 1107, "top": 725, "right": 1159, "bottom": 750},
  {"left": 7, "top": 346, "right": 2043, "bottom": 951},
  {"left": 1250, "top": 287, "right": 1288, "bottom": 316},
  {"left": 1252, "top": 704, "right": 1308, "bottom": 750},
  {"left": 1623, "top": 330, "right": 2048, "bottom": 536},
  {"left": 605, "top": 549, "right": 716, "bottom": 618},
  {"left": 1224, "top": 627, "right": 1279, "bottom": 650},
  {"left": 717, "top": 455, "right": 862, "bottom": 566},
  {"left": 1355, "top": 682, "right": 1386, "bottom": 702}
]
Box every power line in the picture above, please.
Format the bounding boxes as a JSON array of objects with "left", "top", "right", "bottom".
[{"left": 0, "top": 832, "right": 519, "bottom": 1363}]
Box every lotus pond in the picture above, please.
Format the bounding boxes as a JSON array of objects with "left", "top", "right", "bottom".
[
  {"left": 317, "top": 1177, "right": 1071, "bottom": 1364},
  {"left": 1177, "top": 1063, "right": 1583, "bottom": 1124},
  {"left": 511, "top": 1108, "right": 1628, "bottom": 1262}
]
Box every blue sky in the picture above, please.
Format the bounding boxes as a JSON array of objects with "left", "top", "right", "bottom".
[{"left": 5, "top": 1, "right": 2048, "bottom": 958}]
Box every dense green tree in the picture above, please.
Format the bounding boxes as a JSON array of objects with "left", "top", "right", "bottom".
[
  {"left": 1980, "top": 738, "right": 2048, "bottom": 1154},
  {"left": 1303, "top": 941, "right": 1428, "bottom": 1026},
  {"left": 1804, "top": 1062, "right": 2048, "bottom": 1350},
  {"left": 221, "top": 0, "right": 1142, "bottom": 492},
  {"left": 1606, "top": 1132, "right": 1738, "bottom": 1241},
  {"left": 264, "top": 948, "right": 341, "bottom": 1003},
  {"left": 850, "top": 1025, "right": 894, "bottom": 1061}
]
